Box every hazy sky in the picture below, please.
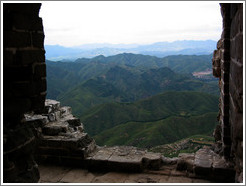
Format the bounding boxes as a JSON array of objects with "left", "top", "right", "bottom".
[{"left": 39, "top": 1, "right": 222, "bottom": 47}]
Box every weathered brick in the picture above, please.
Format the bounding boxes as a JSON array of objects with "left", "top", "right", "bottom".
[
  {"left": 230, "top": 60, "right": 243, "bottom": 95},
  {"left": 230, "top": 8, "right": 240, "bottom": 38},
  {"left": 34, "top": 63, "right": 46, "bottom": 78},
  {"left": 221, "top": 60, "right": 230, "bottom": 71},
  {"left": 16, "top": 49, "right": 45, "bottom": 65},
  {"left": 221, "top": 70, "right": 229, "bottom": 82},
  {"left": 12, "top": 81, "right": 35, "bottom": 97},
  {"left": 239, "top": 5, "right": 243, "bottom": 32},
  {"left": 31, "top": 94, "right": 46, "bottom": 113},
  {"left": 222, "top": 39, "right": 230, "bottom": 51},
  {"left": 236, "top": 141, "right": 243, "bottom": 159},
  {"left": 231, "top": 109, "right": 243, "bottom": 140},
  {"left": 4, "top": 66, "right": 32, "bottom": 81},
  {"left": 35, "top": 79, "right": 47, "bottom": 93},
  {"left": 213, "top": 67, "right": 220, "bottom": 78},
  {"left": 3, "top": 31, "right": 31, "bottom": 48},
  {"left": 3, "top": 50, "right": 14, "bottom": 66},
  {"left": 221, "top": 116, "right": 230, "bottom": 127},
  {"left": 221, "top": 82, "right": 229, "bottom": 95},
  {"left": 235, "top": 33, "right": 243, "bottom": 64},
  {"left": 230, "top": 34, "right": 243, "bottom": 64},
  {"left": 222, "top": 50, "right": 230, "bottom": 62},
  {"left": 3, "top": 3, "right": 41, "bottom": 16},
  {"left": 222, "top": 125, "right": 231, "bottom": 137},
  {"left": 12, "top": 13, "right": 43, "bottom": 31},
  {"left": 222, "top": 145, "right": 231, "bottom": 158},
  {"left": 32, "top": 32, "right": 45, "bottom": 48}
]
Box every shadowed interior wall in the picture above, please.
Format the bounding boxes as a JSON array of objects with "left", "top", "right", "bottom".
[
  {"left": 212, "top": 3, "right": 243, "bottom": 183},
  {"left": 3, "top": 3, "right": 46, "bottom": 182}
]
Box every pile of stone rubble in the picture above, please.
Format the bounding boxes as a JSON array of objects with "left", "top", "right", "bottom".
[{"left": 24, "top": 99, "right": 236, "bottom": 182}]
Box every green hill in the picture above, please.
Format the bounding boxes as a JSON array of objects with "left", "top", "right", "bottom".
[
  {"left": 55, "top": 66, "right": 218, "bottom": 117},
  {"left": 81, "top": 91, "right": 219, "bottom": 137},
  {"left": 94, "top": 113, "right": 217, "bottom": 148},
  {"left": 47, "top": 53, "right": 215, "bottom": 100}
]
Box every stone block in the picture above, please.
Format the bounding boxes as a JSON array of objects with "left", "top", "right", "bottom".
[
  {"left": 66, "top": 118, "right": 82, "bottom": 127},
  {"left": 37, "top": 146, "right": 70, "bottom": 156},
  {"left": 34, "top": 79, "right": 47, "bottom": 93},
  {"left": 222, "top": 125, "right": 230, "bottom": 137},
  {"left": 47, "top": 113, "right": 56, "bottom": 122},
  {"left": 12, "top": 13, "right": 43, "bottom": 31},
  {"left": 60, "top": 168, "right": 95, "bottom": 183},
  {"left": 60, "top": 106, "right": 72, "bottom": 117},
  {"left": 86, "top": 147, "right": 114, "bottom": 171},
  {"left": 31, "top": 94, "right": 46, "bottom": 113},
  {"left": 213, "top": 67, "right": 220, "bottom": 78},
  {"left": 231, "top": 112, "right": 243, "bottom": 140},
  {"left": 31, "top": 32, "right": 45, "bottom": 48},
  {"left": 4, "top": 3, "right": 41, "bottom": 16},
  {"left": 221, "top": 89, "right": 229, "bottom": 105},
  {"left": 229, "top": 60, "right": 243, "bottom": 96},
  {"left": 142, "top": 152, "right": 162, "bottom": 170},
  {"left": 54, "top": 111, "right": 61, "bottom": 121},
  {"left": 45, "top": 99, "right": 61, "bottom": 112},
  {"left": 162, "top": 156, "right": 178, "bottom": 165},
  {"left": 221, "top": 70, "right": 229, "bottom": 82},
  {"left": 167, "top": 176, "right": 192, "bottom": 183},
  {"left": 221, "top": 60, "right": 230, "bottom": 71},
  {"left": 4, "top": 98, "right": 32, "bottom": 120},
  {"left": 234, "top": 33, "right": 243, "bottom": 60},
  {"left": 222, "top": 136, "right": 231, "bottom": 146},
  {"left": 194, "top": 148, "right": 213, "bottom": 176},
  {"left": 108, "top": 147, "right": 143, "bottom": 172},
  {"left": 222, "top": 38, "right": 230, "bottom": 50},
  {"left": 4, "top": 66, "right": 32, "bottom": 81},
  {"left": 217, "top": 39, "right": 223, "bottom": 49},
  {"left": 42, "top": 123, "right": 68, "bottom": 136},
  {"left": 40, "top": 136, "right": 62, "bottom": 148},
  {"left": 3, "top": 50, "right": 14, "bottom": 66},
  {"left": 4, "top": 31, "right": 31, "bottom": 48},
  {"left": 16, "top": 49, "right": 45, "bottom": 65},
  {"left": 24, "top": 114, "right": 49, "bottom": 127},
  {"left": 93, "top": 172, "right": 129, "bottom": 183},
  {"left": 222, "top": 145, "right": 231, "bottom": 158},
  {"left": 230, "top": 12, "right": 240, "bottom": 38},
  {"left": 12, "top": 81, "right": 35, "bottom": 97},
  {"left": 176, "top": 153, "right": 195, "bottom": 172},
  {"left": 34, "top": 63, "right": 46, "bottom": 78},
  {"left": 212, "top": 153, "right": 235, "bottom": 182}
]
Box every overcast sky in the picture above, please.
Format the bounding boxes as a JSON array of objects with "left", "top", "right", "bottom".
[{"left": 39, "top": 1, "right": 222, "bottom": 47}]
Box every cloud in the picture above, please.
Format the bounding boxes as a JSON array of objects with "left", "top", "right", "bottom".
[{"left": 40, "top": 1, "right": 222, "bottom": 47}]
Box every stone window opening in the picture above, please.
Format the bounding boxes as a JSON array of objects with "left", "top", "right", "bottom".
[{"left": 2, "top": 2, "right": 243, "bottom": 183}]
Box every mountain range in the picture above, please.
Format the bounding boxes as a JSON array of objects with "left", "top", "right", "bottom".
[
  {"left": 81, "top": 91, "right": 218, "bottom": 148},
  {"left": 46, "top": 52, "right": 219, "bottom": 149},
  {"left": 45, "top": 40, "right": 217, "bottom": 61},
  {"left": 46, "top": 53, "right": 218, "bottom": 117}
]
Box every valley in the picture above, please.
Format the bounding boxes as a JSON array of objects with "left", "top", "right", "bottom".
[{"left": 46, "top": 52, "right": 219, "bottom": 153}]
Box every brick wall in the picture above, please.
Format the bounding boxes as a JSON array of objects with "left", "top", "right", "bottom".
[
  {"left": 213, "top": 3, "right": 243, "bottom": 183},
  {"left": 3, "top": 3, "right": 46, "bottom": 182}
]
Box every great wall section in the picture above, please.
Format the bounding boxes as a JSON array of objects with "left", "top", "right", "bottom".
[{"left": 3, "top": 3, "right": 243, "bottom": 183}]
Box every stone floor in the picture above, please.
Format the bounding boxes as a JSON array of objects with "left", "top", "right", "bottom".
[{"left": 39, "top": 164, "right": 211, "bottom": 183}]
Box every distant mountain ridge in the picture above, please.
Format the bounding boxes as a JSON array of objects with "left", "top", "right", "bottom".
[{"left": 45, "top": 40, "right": 217, "bottom": 61}]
